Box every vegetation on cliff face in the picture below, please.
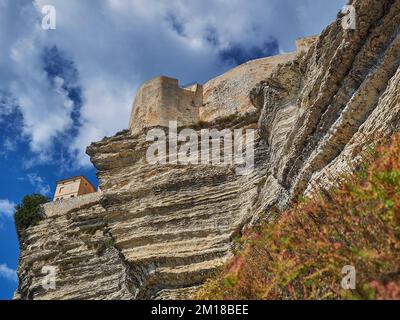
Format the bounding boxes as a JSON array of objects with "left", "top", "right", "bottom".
[
  {"left": 14, "top": 194, "right": 49, "bottom": 241},
  {"left": 197, "top": 134, "right": 400, "bottom": 300}
]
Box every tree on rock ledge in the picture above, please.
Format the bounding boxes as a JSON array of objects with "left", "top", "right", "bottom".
[{"left": 14, "top": 194, "right": 49, "bottom": 241}]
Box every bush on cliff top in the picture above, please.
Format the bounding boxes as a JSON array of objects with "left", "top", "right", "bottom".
[
  {"left": 14, "top": 194, "right": 49, "bottom": 240},
  {"left": 197, "top": 133, "right": 400, "bottom": 300}
]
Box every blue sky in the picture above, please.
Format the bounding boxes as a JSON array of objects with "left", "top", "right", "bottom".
[{"left": 0, "top": 0, "right": 346, "bottom": 299}]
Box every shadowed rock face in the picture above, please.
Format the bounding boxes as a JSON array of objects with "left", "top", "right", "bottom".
[{"left": 15, "top": 0, "right": 400, "bottom": 300}]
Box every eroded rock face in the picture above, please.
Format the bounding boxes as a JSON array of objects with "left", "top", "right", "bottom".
[
  {"left": 255, "top": 0, "right": 400, "bottom": 217},
  {"left": 15, "top": 0, "right": 400, "bottom": 300},
  {"left": 87, "top": 128, "right": 268, "bottom": 299},
  {"left": 16, "top": 195, "right": 135, "bottom": 300}
]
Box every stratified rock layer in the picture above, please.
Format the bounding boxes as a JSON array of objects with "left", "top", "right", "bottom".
[{"left": 15, "top": 0, "right": 400, "bottom": 300}]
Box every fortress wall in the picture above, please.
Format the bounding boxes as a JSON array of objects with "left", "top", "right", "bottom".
[
  {"left": 42, "top": 192, "right": 102, "bottom": 218},
  {"left": 200, "top": 52, "right": 297, "bottom": 124},
  {"left": 129, "top": 77, "right": 174, "bottom": 134},
  {"left": 129, "top": 36, "right": 317, "bottom": 133},
  {"left": 177, "top": 84, "right": 202, "bottom": 127},
  {"left": 129, "top": 77, "right": 202, "bottom": 135}
]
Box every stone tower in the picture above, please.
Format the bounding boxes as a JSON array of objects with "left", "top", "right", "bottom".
[{"left": 129, "top": 76, "right": 203, "bottom": 135}]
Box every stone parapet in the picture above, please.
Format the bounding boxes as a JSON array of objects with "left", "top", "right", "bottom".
[{"left": 42, "top": 192, "right": 102, "bottom": 218}]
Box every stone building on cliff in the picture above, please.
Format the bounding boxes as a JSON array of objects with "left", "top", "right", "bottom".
[{"left": 53, "top": 176, "right": 96, "bottom": 201}]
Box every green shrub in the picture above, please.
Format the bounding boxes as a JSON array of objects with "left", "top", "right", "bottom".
[{"left": 14, "top": 194, "right": 49, "bottom": 240}]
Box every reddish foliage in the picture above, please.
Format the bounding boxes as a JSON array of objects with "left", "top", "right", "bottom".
[{"left": 197, "top": 134, "right": 400, "bottom": 300}]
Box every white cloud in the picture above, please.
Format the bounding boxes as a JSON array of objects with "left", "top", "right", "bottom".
[
  {"left": 68, "top": 78, "right": 135, "bottom": 166},
  {"left": 0, "top": 1, "right": 75, "bottom": 155},
  {"left": 0, "top": 264, "right": 17, "bottom": 283},
  {"left": 26, "top": 173, "right": 51, "bottom": 195},
  {"left": 1, "top": 0, "right": 347, "bottom": 167},
  {"left": 3, "top": 138, "right": 17, "bottom": 152},
  {"left": 0, "top": 199, "right": 15, "bottom": 218}
]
